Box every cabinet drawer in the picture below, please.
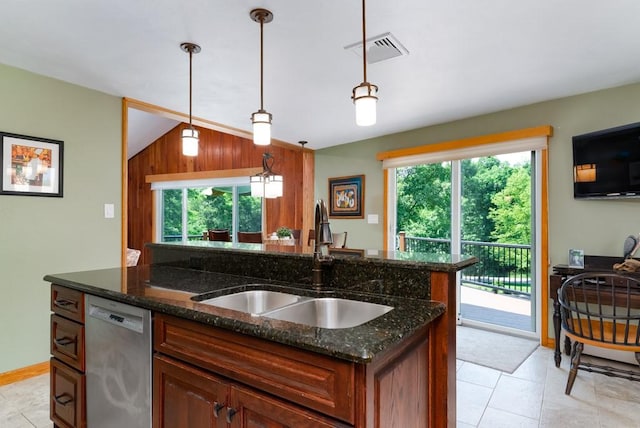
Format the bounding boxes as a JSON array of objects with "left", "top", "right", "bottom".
[
  {"left": 51, "top": 314, "right": 85, "bottom": 372},
  {"left": 51, "top": 358, "right": 85, "bottom": 428},
  {"left": 154, "top": 314, "right": 356, "bottom": 424},
  {"left": 52, "top": 285, "right": 84, "bottom": 323}
]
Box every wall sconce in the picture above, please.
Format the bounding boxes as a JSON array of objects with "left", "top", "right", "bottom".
[
  {"left": 180, "top": 42, "right": 201, "bottom": 156},
  {"left": 250, "top": 8, "right": 274, "bottom": 146},
  {"left": 250, "top": 152, "right": 283, "bottom": 198},
  {"left": 351, "top": 0, "right": 378, "bottom": 126}
]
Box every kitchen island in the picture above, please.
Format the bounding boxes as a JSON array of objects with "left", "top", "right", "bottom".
[{"left": 45, "top": 242, "right": 476, "bottom": 428}]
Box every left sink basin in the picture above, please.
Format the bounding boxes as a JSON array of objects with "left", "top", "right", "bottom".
[{"left": 197, "top": 290, "right": 303, "bottom": 315}]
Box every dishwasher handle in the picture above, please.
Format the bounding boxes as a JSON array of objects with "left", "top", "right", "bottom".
[{"left": 88, "top": 304, "right": 145, "bottom": 334}]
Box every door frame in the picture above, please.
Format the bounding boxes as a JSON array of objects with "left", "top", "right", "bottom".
[{"left": 378, "top": 126, "right": 553, "bottom": 345}]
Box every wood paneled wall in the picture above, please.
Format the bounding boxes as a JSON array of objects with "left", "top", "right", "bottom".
[{"left": 128, "top": 124, "right": 309, "bottom": 264}]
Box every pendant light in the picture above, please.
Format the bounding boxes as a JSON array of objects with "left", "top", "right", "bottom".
[
  {"left": 351, "top": 0, "right": 378, "bottom": 126},
  {"left": 180, "top": 42, "right": 201, "bottom": 156},
  {"left": 250, "top": 8, "right": 273, "bottom": 146},
  {"left": 250, "top": 152, "right": 283, "bottom": 198}
]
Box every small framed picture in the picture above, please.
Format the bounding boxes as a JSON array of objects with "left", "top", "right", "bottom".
[
  {"left": 328, "top": 174, "right": 365, "bottom": 219},
  {"left": 0, "top": 131, "right": 63, "bottom": 197},
  {"left": 568, "top": 248, "right": 584, "bottom": 269}
]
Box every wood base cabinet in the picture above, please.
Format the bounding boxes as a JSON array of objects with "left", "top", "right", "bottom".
[
  {"left": 50, "top": 285, "right": 86, "bottom": 428},
  {"left": 154, "top": 355, "right": 343, "bottom": 428},
  {"left": 154, "top": 314, "right": 437, "bottom": 428}
]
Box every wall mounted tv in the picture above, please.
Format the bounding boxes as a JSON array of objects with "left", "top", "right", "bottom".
[{"left": 573, "top": 122, "right": 640, "bottom": 199}]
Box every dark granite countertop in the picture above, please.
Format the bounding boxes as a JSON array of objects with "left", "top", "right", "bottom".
[
  {"left": 44, "top": 265, "right": 446, "bottom": 364},
  {"left": 149, "top": 241, "right": 478, "bottom": 273}
]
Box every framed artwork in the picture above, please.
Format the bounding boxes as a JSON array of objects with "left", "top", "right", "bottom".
[
  {"left": 328, "top": 174, "right": 364, "bottom": 218},
  {"left": 568, "top": 248, "right": 584, "bottom": 269},
  {"left": 0, "top": 132, "right": 63, "bottom": 197}
]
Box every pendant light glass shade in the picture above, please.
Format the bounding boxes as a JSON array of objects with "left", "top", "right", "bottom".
[
  {"left": 353, "top": 82, "right": 378, "bottom": 126},
  {"left": 250, "top": 175, "right": 265, "bottom": 198},
  {"left": 251, "top": 110, "right": 272, "bottom": 146},
  {"left": 250, "top": 9, "right": 274, "bottom": 146},
  {"left": 351, "top": 0, "right": 378, "bottom": 127},
  {"left": 181, "top": 128, "right": 199, "bottom": 156},
  {"left": 180, "top": 42, "right": 201, "bottom": 156},
  {"left": 264, "top": 175, "right": 283, "bottom": 198}
]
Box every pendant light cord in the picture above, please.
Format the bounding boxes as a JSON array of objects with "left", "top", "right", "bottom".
[
  {"left": 259, "top": 16, "right": 265, "bottom": 111},
  {"left": 189, "top": 48, "right": 193, "bottom": 127},
  {"left": 361, "top": 0, "right": 367, "bottom": 83}
]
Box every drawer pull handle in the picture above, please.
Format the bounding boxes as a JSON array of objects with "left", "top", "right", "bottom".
[
  {"left": 54, "top": 337, "right": 75, "bottom": 346},
  {"left": 54, "top": 299, "right": 75, "bottom": 308},
  {"left": 54, "top": 393, "right": 74, "bottom": 406},
  {"left": 226, "top": 407, "right": 237, "bottom": 423},
  {"left": 213, "top": 401, "right": 224, "bottom": 418}
]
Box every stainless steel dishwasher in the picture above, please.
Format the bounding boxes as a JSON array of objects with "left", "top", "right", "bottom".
[{"left": 85, "top": 294, "right": 152, "bottom": 428}]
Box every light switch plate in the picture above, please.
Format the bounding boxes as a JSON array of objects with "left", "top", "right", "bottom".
[
  {"left": 104, "top": 203, "right": 115, "bottom": 219},
  {"left": 367, "top": 214, "right": 379, "bottom": 224}
]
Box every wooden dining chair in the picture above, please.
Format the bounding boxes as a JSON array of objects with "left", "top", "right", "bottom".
[
  {"left": 237, "top": 232, "right": 263, "bottom": 243},
  {"left": 558, "top": 272, "right": 640, "bottom": 395},
  {"left": 208, "top": 229, "right": 231, "bottom": 242},
  {"left": 330, "top": 232, "right": 348, "bottom": 248},
  {"left": 290, "top": 229, "right": 301, "bottom": 246}
]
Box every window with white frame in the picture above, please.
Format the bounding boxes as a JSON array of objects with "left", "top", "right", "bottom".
[{"left": 152, "top": 177, "right": 263, "bottom": 243}]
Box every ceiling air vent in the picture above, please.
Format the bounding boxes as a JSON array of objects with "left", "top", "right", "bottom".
[{"left": 344, "top": 32, "right": 409, "bottom": 64}]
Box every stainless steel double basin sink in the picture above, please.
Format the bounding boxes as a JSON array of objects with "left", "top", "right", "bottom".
[{"left": 197, "top": 289, "right": 393, "bottom": 329}]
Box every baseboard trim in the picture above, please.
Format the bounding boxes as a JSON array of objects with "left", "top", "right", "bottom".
[{"left": 0, "top": 361, "right": 49, "bottom": 386}]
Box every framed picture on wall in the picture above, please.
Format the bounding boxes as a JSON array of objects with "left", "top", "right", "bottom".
[
  {"left": 0, "top": 131, "right": 64, "bottom": 197},
  {"left": 328, "top": 174, "right": 365, "bottom": 218}
]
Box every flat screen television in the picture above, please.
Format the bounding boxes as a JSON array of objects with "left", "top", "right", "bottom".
[{"left": 573, "top": 122, "right": 640, "bottom": 199}]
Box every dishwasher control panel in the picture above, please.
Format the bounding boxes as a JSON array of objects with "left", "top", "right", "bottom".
[{"left": 89, "top": 304, "right": 145, "bottom": 333}]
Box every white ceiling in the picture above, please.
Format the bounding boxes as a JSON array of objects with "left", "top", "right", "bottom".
[{"left": 2, "top": 0, "right": 640, "bottom": 156}]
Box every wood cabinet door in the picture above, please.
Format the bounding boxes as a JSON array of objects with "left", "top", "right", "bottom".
[
  {"left": 228, "top": 385, "right": 349, "bottom": 428},
  {"left": 153, "top": 355, "right": 227, "bottom": 428}
]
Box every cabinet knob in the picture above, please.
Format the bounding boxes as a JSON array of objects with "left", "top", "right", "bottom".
[
  {"left": 213, "top": 401, "right": 224, "bottom": 418},
  {"left": 226, "top": 407, "right": 237, "bottom": 423},
  {"left": 54, "top": 393, "right": 74, "bottom": 406}
]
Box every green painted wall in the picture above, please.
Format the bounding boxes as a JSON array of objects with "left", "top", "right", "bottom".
[
  {"left": 0, "top": 63, "right": 121, "bottom": 373},
  {"left": 316, "top": 82, "right": 640, "bottom": 266}
]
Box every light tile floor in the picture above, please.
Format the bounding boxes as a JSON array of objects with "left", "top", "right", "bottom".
[
  {"left": 457, "top": 346, "right": 640, "bottom": 428},
  {"left": 0, "top": 373, "right": 51, "bottom": 428},
  {"left": 2, "top": 346, "right": 639, "bottom": 427}
]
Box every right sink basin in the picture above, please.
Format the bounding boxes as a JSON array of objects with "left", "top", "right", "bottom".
[{"left": 264, "top": 297, "right": 393, "bottom": 329}]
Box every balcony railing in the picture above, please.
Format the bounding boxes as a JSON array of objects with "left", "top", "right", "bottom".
[
  {"left": 399, "top": 233, "right": 532, "bottom": 298},
  {"left": 162, "top": 234, "right": 207, "bottom": 242}
]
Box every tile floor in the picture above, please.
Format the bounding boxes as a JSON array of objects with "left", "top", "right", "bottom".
[
  {"left": 457, "top": 346, "right": 640, "bottom": 428},
  {"left": 0, "top": 373, "right": 51, "bottom": 428},
  {"left": 2, "top": 346, "right": 639, "bottom": 427}
]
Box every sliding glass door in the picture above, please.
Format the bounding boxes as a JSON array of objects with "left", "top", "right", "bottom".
[
  {"left": 394, "top": 151, "right": 537, "bottom": 335},
  {"left": 459, "top": 152, "right": 535, "bottom": 333}
]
